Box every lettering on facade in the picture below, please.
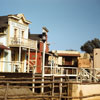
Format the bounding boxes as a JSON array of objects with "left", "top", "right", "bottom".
[{"left": 9, "top": 21, "right": 27, "bottom": 29}]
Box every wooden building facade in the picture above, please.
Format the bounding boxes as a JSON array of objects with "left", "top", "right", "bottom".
[
  {"left": 29, "top": 27, "right": 50, "bottom": 73},
  {"left": 0, "top": 14, "right": 37, "bottom": 72}
]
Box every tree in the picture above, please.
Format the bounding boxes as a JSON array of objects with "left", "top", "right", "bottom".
[{"left": 80, "top": 38, "right": 100, "bottom": 57}]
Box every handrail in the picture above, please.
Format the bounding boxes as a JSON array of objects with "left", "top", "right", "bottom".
[
  {"left": 44, "top": 66, "right": 100, "bottom": 82},
  {"left": 0, "top": 61, "right": 24, "bottom": 72},
  {"left": 9, "top": 37, "right": 37, "bottom": 49},
  {"left": 44, "top": 66, "right": 78, "bottom": 77},
  {"left": 79, "top": 68, "right": 99, "bottom": 82}
]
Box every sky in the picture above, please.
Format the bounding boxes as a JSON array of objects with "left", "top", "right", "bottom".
[{"left": 0, "top": 0, "right": 100, "bottom": 52}]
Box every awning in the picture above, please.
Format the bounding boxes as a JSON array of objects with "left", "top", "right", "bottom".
[
  {"left": 58, "top": 53, "right": 80, "bottom": 57},
  {"left": 0, "top": 45, "right": 10, "bottom": 50}
]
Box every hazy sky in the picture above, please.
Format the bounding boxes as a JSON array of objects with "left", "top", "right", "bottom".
[{"left": 0, "top": 0, "right": 100, "bottom": 51}]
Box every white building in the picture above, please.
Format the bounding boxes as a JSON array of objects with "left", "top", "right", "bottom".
[{"left": 0, "top": 14, "right": 37, "bottom": 72}]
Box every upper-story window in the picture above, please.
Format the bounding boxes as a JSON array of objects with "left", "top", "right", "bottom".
[
  {"left": 0, "top": 27, "right": 5, "bottom": 33},
  {"left": 14, "top": 28, "right": 17, "bottom": 38},
  {"left": 22, "top": 31, "right": 24, "bottom": 38}
]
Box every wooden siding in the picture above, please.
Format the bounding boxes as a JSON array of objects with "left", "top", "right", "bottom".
[{"left": 9, "top": 37, "right": 37, "bottom": 50}]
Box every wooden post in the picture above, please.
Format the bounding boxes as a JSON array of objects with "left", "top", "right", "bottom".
[
  {"left": 76, "top": 68, "right": 78, "bottom": 82},
  {"left": 52, "top": 75, "right": 54, "bottom": 100},
  {"left": 35, "top": 45, "right": 37, "bottom": 72},
  {"left": 90, "top": 68, "right": 92, "bottom": 82},
  {"left": 51, "top": 59, "right": 53, "bottom": 75},
  {"left": 32, "top": 74, "right": 35, "bottom": 93},
  {"left": 19, "top": 46, "right": 21, "bottom": 72},
  {"left": 59, "top": 77, "right": 62, "bottom": 100},
  {"left": 41, "top": 42, "right": 46, "bottom": 93},
  {"left": 80, "top": 74, "right": 82, "bottom": 83},
  {"left": 27, "top": 48, "right": 30, "bottom": 73},
  {"left": 32, "top": 42, "right": 37, "bottom": 93},
  {"left": 80, "top": 68, "right": 82, "bottom": 83},
  {"left": 94, "top": 69, "right": 97, "bottom": 82},
  {"left": 51, "top": 55, "right": 54, "bottom": 75},
  {"left": 32, "top": 48, "right": 37, "bottom": 93},
  {"left": 4, "top": 83, "right": 9, "bottom": 100},
  {"left": 67, "top": 83, "right": 69, "bottom": 100},
  {"left": 41, "top": 76, "right": 44, "bottom": 94}
]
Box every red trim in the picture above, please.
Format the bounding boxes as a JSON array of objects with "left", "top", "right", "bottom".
[
  {"left": 58, "top": 53, "right": 80, "bottom": 57},
  {"left": 0, "top": 45, "right": 10, "bottom": 50}
]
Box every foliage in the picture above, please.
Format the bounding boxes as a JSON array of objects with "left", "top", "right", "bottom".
[{"left": 80, "top": 38, "right": 100, "bottom": 55}]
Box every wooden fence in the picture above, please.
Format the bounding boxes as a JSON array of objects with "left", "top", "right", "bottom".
[
  {"left": 0, "top": 75, "right": 69, "bottom": 100},
  {"left": 0, "top": 75, "right": 100, "bottom": 100}
]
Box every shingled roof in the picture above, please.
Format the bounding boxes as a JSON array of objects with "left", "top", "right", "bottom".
[
  {"left": 0, "top": 14, "right": 31, "bottom": 28},
  {"left": 0, "top": 15, "right": 8, "bottom": 28},
  {"left": 29, "top": 34, "right": 42, "bottom": 41}
]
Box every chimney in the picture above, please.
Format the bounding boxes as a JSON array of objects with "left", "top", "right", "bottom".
[
  {"left": 42, "top": 27, "right": 49, "bottom": 35},
  {"left": 42, "top": 27, "right": 49, "bottom": 42}
]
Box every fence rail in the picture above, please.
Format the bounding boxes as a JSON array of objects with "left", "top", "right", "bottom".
[
  {"left": 0, "top": 75, "right": 68, "bottom": 100},
  {"left": 44, "top": 66, "right": 100, "bottom": 82},
  {"left": 0, "top": 75, "right": 99, "bottom": 100},
  {"left": 9, "top": 37, "right": 37, "bottom": 49}
]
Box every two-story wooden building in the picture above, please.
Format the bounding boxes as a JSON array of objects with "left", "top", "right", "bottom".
[
  {"left": 47, "top": 50, "right": 80, "bottom": 75},
  {"left": 51, "top": 50, "right": 80, "bottom": 67},
  {"left": 29, "top": 27, "right": 50, "bottom": 73},
  {"left": 0, "top": 14, "right": 37, "bottom": 72}
]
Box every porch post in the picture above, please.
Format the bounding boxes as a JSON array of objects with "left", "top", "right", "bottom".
[
  {"left": 27, "top": 48, "right": 30, "bottom": 73},
  {"left": 32, "top": 42, "right": 37, "bottom": 93},
  {"left": 41, "top": 32, "right": 46, "bottom": 93},
  {"left": 41, "top": 42, "right": 46, "bottom": 93},
  {"left": 42, "top": 42, "right": 46, "bottom": 77},
  {"left": 19, "top": 46, "right": 21, "bottom": 72},
  {"left": 35, "top": 41, "right": 37, "bottom": 72},
  {"left": 51, "top": 55, "right": 53, "bottom": 75}
]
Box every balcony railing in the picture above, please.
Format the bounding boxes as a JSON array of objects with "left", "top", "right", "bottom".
[
  {"left": 0, "top": 61, "right": 24, "bottom": 72},
  {"left": 44, "top": 66, "right": 78, "bottom": 77},
  {"left": 9, "top": 37, "right": 37, "bottom": 49}
]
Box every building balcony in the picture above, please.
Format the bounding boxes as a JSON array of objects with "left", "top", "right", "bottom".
[{"left": 9, "top": 37, "right": 37, "bottom": 50}]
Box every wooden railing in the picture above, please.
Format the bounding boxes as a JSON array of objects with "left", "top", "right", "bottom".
[
  {"left": 44, "top": 66, "right": 100, "bottom": 82},
  {"left": 0, "top": 76, "right": 68, "bottom": 100},
  {"left": 44, "top": 66, "right": 78, "bottom": 77},
  {"left": 0, "top": 75, "right": 100, "bottom": 100},
  {"left": 9, "top": 37, "right": 37, "bottom": 49},
  {"left": 1, "top": 60, "right": 100, "bottom": 82},
  {"left": 0, "top": 61, "right": 24, "bottom": 72}
]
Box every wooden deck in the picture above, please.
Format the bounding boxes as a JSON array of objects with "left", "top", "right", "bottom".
[{"left": 9, "top": 37, "right": 37, "bottom": 50}]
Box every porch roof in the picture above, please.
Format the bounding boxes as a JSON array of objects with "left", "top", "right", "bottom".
[
  {"left": 0, "top": 16, "right": 8, "bottom": 28},
  {"left": 58, "top": 53, "right": 80, "bottom": 57},
  {"left": 0, "top": 44, "right": 10, "bottom": 50},
  {"left": 29, "top": 34, "right": 42, "bottom": 41}
]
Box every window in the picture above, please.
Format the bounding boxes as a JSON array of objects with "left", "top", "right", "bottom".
[
  {"left": 22, "top": 31, "right": 24, "bottom": 38},
  {"left": 11, "top": 50, "right": 15, "bottom": 61},
  {"left": 0, "top": 27, "right": 5, "bottom": 33},
  {"left": 14, "top": 29, "right": 17, "bottom": 37},
  {"left": 0, "top": 51, "right": 2, "bottom": 60}
]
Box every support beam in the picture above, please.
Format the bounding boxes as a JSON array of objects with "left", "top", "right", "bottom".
[
  {"left": 41, "top": 42, "right": 46, "bottom": 93},
  {"left": 32, "top": 45, "right": 37, "bottom": 93},
  {"left": 52, "top": 75, "right": 54, "bottom": 100},
  {"left": 34, "top": 42, "right": 37, "bottom": 73},
  {"left": 59, "top": 77, "right": 63, "bottom": 100},
  {"left": 19, "top": 46, "right": 21, "bottom": 72},
  {"left": 4, "top": 83, "right": 9, "bottom": 100},
  {"left": 27, "top": 48, "right": 30, "bottom": 73}
]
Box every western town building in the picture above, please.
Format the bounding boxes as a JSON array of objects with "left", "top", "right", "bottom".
[
  {"left": 0, "top": 13, "right": 100, "bottom": 100},
  {"left": 0, "top": 13, "right": 51, "bottom": 74},
  {"left": 29, "top": 27, "right": 50, "bottom": 73},
  {"left": 0, "top": 14, "right": 37, "bottom": 72},
  {"left": 0, "top": 13, "right": 93, "bottom": 74}
]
